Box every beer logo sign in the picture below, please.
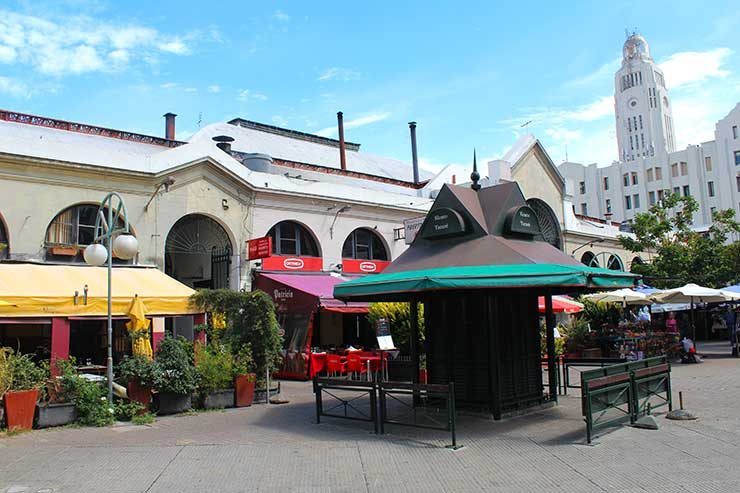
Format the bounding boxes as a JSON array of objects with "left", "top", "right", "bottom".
[
  {"left": 359, "top": 261, "right": 377, "bottom": 273},
  {"left": 283, "top": 258, "right": 304, "bottom": 270}
]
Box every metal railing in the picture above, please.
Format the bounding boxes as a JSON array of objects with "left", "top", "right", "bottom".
[{"left": 562, "top": 357, "right": 627, "bottom": 394}]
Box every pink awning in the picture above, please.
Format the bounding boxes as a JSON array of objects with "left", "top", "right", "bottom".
[{"left": 258, "top": 272, "right": 369, "bottom": 312}]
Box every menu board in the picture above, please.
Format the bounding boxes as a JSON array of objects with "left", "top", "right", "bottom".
[{"left": 375, "top": 318, "right": 396, "bottom": 350}]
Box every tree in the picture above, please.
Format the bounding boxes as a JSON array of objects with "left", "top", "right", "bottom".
[{"left": 618, "top": 193, "right": 740, "bottom": 288}]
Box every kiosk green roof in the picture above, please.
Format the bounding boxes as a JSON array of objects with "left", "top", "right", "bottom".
[{"left": 334, "top": 181, "right": 638, "bottom": 301}]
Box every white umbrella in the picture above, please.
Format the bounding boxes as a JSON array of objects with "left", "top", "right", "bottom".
[
  {"left": 650, "top": 283, "right": 740, "bottom": 343},
  {"left": 584, "top": 288, "right": 651, "bottom": 306}
]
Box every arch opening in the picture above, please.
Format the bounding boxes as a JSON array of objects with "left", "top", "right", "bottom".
[
  {"left": 342, "top": 228, "right": 388, "bottom": 261},
  {"left": 267, "top": 221, "right": 320, "bottom": 257},
  {"left": 526, "top": 198, "right": 563, "bottom": 250}
]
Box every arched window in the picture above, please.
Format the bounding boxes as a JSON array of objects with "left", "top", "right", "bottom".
[
  {"left": 268, "top": 221, "right": 320, "bottom": 257},
  {"left": 606, "top": 254, "right": 624, "bottom": 271},
  {"left": 45, "top": 204, "right": 130, "bottom": 262},
  {"left": 0, "top": 215, "right": 8, "bottom": 260},
  {"left": 581, "top": 251, "right": 598, "bottom": 267},
  {"left": 526, "top": 198, "right": 563, "bottom": 250},
  {"left": 630, "top": 256, "right": 644, "bottom": 272},
  {"left": 342, "top": 228, "right": 388, "bottom": 261}
]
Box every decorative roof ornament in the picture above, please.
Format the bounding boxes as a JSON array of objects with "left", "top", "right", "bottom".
[{"left": 470, "top": 149, "right": 481, "bottom": 191}]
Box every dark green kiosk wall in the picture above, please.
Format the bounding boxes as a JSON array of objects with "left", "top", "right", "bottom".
[{"left": 424, "top": 291, "right": 542, "bottom": 419}]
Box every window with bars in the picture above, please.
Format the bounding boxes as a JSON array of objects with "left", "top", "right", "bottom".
[
  {"left": 342, "top": 228, "right": 388, "bottom": 261},
  {"left": 267, "top": 221, "right": 320, "bottom": 257},
  {"left": 45, "top": 204, "right": 124, "bottom": 246}
]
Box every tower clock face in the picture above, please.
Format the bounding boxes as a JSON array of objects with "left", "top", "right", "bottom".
[{"left": 628, "top": 98, "right": 638, "bottom": 108}]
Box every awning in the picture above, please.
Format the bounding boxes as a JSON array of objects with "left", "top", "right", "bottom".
[
  {"left": 537, "top": 295, "right": 584, "bottom": 314},
  {"left": 257, "top": 272, "right": 369, "bottom": 313},
  {"left": 0, "top": 263, "right": 200, "bottom": 318},
  {"left": 334, "top": 263, "right": 638, "bottom": 301}
]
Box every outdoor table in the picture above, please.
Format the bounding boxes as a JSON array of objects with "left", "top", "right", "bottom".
[
  {"left": 360, "top": 355, "right": 382, "bottom": 381},
  {"left": 309, "top": 353, "right": 327, "bottom": 378},
  {"left": 76, "top": 365, "right": 107, "bottom": 375}
]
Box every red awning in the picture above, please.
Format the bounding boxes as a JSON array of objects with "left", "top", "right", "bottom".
[
  {"left": 537, "top": 295, "right": 584, "bottom": 314},
  {"left": 257, "top": 272, "right": 369, "bottom": 312}
]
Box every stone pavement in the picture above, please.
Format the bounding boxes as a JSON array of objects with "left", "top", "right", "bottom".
[{"left": 2, "top": 347, "right": 740, "bottom": 492}]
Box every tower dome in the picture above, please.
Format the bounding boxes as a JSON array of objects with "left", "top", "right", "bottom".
[{"left": 623, "top": 33, "right": 650, "bottom": 61}]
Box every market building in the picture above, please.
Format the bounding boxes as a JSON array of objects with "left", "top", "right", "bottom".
[{"left": 559, "top": 33, "right": 740, "bottom": 233}]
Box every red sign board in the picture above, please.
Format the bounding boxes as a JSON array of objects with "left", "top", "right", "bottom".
[
  {"left": 248, "top": 236, "right": 272, "bottom": 260},
  {"left": 262, "top": 255, "right": 323, "bottom": 272},
  {"left": 342, "top": 259, "right": 390, "bottom": 274}
]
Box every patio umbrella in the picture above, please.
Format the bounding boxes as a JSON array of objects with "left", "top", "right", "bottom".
[
  {"left": 650, "top": 283, "right": 740, "bottom": 343},
  {"left": 537, "top": 295, "right": 584, "bottom": 314},
  {"left": 126, "top": 295, "right": 153, "bottom": 360},
  {"left": 584, "top": 288, "right": 651, "bottom": 306}
]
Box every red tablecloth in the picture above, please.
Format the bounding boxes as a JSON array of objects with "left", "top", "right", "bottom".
[
  {"left": 309, "top": 353, "right": 327, "bottom": 378},
  {"left": 360, "top": 355, "right": 382, "bottom": 372}
]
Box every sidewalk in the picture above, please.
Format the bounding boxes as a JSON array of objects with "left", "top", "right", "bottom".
[{"left": 2, "top": 356, "right": 740, "bottom": 492}]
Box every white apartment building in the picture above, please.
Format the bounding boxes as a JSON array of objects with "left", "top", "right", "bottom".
[{"left": 559, "top": 33, "right": 740, "bottom": 230}]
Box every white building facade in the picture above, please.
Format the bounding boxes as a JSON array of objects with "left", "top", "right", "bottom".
[{"left": 560, "top": 34, "right": 740, "bottom": 230}]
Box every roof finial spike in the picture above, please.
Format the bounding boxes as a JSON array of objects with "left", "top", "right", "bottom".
[{"left": 470, "top": 148, "right": 481, "bottom": 191}]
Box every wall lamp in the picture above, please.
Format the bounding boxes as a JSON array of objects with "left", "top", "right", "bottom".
[
  {"left": 329, "top": 205, "right": 352, "bottom": 239},
  {"left": 571, "top": 237, "right": 605, "bottom": 257},
  {"left": 144, "top": 176, "right": 176, "bottom": 212}
]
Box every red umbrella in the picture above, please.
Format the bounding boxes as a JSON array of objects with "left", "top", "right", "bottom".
[{"left": 538, "top": 295, "right": 584, "bottom": 314}]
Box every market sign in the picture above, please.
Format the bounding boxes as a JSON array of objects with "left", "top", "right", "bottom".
[
  {"left": 342, "top": 259, "right": 390, "bottom": 274},
  {"left": 261, "top": 255, "right": 323, "bottom": 272},
  {"left": 420, "top": 207, "right": 466, "bottom": 240},
  {"left": 504, "top": 205, "right": 541, "bottom": 237},
  {"left": 403, "top": 216, "right": 425, "bottom": 245},
  {"left": 247, "top": 236, "right": 272, "bottom": 260}
]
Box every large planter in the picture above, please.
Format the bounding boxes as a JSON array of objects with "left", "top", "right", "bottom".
[
  {"left": 235, "top": 374, "right": 256, "bottom": 407},
  {"left": 254, "top": 382, "right": 280, "bottom": 404},
  {"left": 4, "top": 389, "right": 39, "bottom": 431},
  {"left": 37, "top": 402, "right": 77, "bottom": 428},
  {"left": 202, "top": 389, "right": 235, "bottom": 409},
  {"left": 154, "top": 392, "right": 192, "bottom": 415},
  {"left": 127, "top": 379, "right": 152, "bottom": 414}
]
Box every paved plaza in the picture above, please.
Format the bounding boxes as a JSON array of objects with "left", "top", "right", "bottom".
[{"left": 2, "top": 345, "right": 740, "bottom": 492}]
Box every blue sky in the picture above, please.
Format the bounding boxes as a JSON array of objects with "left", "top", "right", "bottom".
[{"left": 1, "top": 0, "right": 739, "bottom": 173}]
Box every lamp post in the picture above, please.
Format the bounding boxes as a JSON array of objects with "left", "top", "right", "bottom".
[{"left": 83, "top": 193, "right": 139, "bottom": 403}]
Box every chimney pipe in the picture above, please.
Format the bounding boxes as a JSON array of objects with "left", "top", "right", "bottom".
[
  {"left": 337, "top": 111, "right": 347, "bottom": 171},
  {"left": 409, "top": 121, "right": 419, "bottom": 184},
  {"left": 163, "top": 112, "right": 177, "bottom": 140},
  {"left": 212, "top": 135, "right": 235, "bottom": 154}
]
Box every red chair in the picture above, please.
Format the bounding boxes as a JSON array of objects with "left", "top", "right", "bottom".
[
  {"left": 345, "top": 352, "right": 367, "bottom": 380},
  {"left": 326, "top": 354, "right": 346, "bottom": 377}
]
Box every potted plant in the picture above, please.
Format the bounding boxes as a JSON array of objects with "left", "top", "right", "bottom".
[
  {"left": 0, "top": 347, "right": 10, "bottom": 426},
  {"left": 37, "top": 358, "right": 79, "bottom": 428},
  {"left": 152, "top": 336, "right": 197, "bottom": 415},
  {"left": 233, "top": 344, "right": 256, "bottom": 407},
  {"left": 3, "top": 349, "right": 46, "bottom": 430},
  {"left": 195, "top": 343, "right": 235, "bottom": 409},
  {"left": 117, "top": 355, "right": 156, "bottom": 413}
]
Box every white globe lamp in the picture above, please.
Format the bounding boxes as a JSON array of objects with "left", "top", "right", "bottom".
[
  {"left": 112, "top": 234, "right": 138, "bottom": 260},
  {"left": 84, "top": 243, "right": 108, "bottom": 266}
]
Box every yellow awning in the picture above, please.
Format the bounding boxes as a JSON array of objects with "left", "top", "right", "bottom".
[{"left": 0, "top": 264, "right": 200, "bottom": 318}]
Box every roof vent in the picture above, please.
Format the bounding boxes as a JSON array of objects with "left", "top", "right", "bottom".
[
  {"left": 212, "top": 135, "right": 235, "bottom": 154},
  {"left": 242, "top": 153, "right": 274, "bottom": 173}
]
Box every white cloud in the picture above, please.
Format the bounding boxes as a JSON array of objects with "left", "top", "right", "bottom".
[
  {"left": 658, "top": 48, "right": 732, "bottom": 90},
  {"left": 207, "top": 84, "right": 221, "bottom": 93},
  {"left": 0, "top": 9, "right": 194, "bottom": 76},
  {"left": 566, "top": 57, "right": 621, "bottom": 88},
  {"left": 502, "top": 95, "right": 614, "bottom": 130},
  {"left": 274, "top": 10, "right": 290, "bottom": 22},
  {"left": 316, "top": 112, "right": 391, "bottom": 137},
  {"left": 237, "top": 89, "right": 268, "bottom": 102},
  {"left": 184, "top": 87, "right": 197, "bottom": 93},
  {"left": 318, "top": 67, "right": 361, "bottom": 82},
  {"left": 0, "top": 75, "right": 29, "bottom": 98},
  {"left": 160, "top": 82, "right": 178, "bottom": 89},
  {"left": 272, "top": 115, "right": 288, "bottom": 127}
]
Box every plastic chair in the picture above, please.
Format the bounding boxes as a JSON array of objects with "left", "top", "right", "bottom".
[
  {"left": 345, "top": 352, "right": 367, "bottom": 380},
  {"left": 326, "top": 354, "right": 346, "bottom": 377}
]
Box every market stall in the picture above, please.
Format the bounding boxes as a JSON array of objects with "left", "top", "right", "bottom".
[{"left": 335, "top": 179, "right": 637, "bottom": 419}]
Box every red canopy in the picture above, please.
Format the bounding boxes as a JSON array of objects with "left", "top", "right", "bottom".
[
  {"left": 255, "top": 272, "right": 369, "bottom": 313},
  {"left": 538, "top": 295, "right": 583, "bottom": 314}
]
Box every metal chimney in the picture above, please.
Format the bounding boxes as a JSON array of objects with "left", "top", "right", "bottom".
[
  {"left": 337, "top": 111, "right": 347, "bottom": 171},
  {"left": 409, "top": 121, "right": 419, "bottom": 184},
  {"left": 163, "top": 112, "right": 177, "bottom": 140},
  {"left": 212, "top": 135, "right": 235, "bottom": 153}
]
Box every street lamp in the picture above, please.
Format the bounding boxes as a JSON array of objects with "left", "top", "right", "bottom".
[{"left": 83, "top": 192, "right": 138, "bottom": 403}]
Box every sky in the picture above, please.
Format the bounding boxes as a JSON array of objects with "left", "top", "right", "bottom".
[{"left": 1, "top": 0, "right": 739, "bottom": 174}]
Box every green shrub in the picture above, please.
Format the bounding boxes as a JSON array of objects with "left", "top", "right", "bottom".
[
  {"left": 232, "top": 344, "right": 254, "bottom": 377},
  {"left": 152, "top": 336, "right": 198, "bottom": 395},
  {"left": 132, "top": 412, "right": 155, "bottom": 425},
  {"left": 195, "top": 343, "right": 234, "bottom": 395},
  {"left": 74, "top": 379, "right": 115, "bottom": 427},
  {"left": 367, "top": 302, "right": 425, "bottom": 353},
  {"left": 0, "top": 347, "right": 10, "bottom": 399},
  {"left": 5, "top": 349, "right": 46, "bottom": 391},
  {"left": 113, "top": 399, "right": 145, "bottom": 421},
  {"left": 116, "top": 355, "right": 157, "bottom": 387}
]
